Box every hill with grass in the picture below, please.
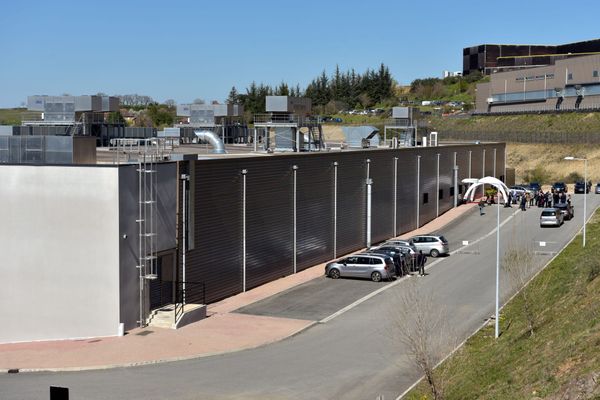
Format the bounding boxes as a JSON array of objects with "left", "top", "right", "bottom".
[{"left": 405, "top": 210, "right": 600, "bottom": 400}]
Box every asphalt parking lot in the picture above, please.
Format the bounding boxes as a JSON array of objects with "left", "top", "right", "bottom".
[{"left": 234, "top": 276, "right": 388, "bottom": 321}]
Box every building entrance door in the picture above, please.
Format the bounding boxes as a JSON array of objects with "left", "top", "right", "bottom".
[{"left": 149, "top": 249, "right": 176, "bottom": 310}]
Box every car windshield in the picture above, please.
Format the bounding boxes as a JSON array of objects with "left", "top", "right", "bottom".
[
  {"left": 438, "top": 236, "right": 448, "bottom": 243},
  {"left": 541, "top": 211, "right": 556, "bottom": 216}
]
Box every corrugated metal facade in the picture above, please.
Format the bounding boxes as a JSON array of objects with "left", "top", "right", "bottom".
[{"left": 182, "top": 144, "right": 505, "bottom": 304}]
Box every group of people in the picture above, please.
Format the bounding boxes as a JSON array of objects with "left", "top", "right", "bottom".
[
  {"left": 505, "top": 189, "right": 570, "bottom": 211},
  {"left": 478, "top": 188, "right": 571, "bottom": 215},
  {"left": 393, "top": 251, "right": 427, "bottom": 277}
]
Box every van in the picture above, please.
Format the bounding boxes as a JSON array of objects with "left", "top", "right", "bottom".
[{"left": 325, "top": 253, "right": 396, "bottom": 282}]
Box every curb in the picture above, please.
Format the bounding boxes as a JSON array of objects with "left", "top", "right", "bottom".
[{"left": 0, "top": 321, "right": 319, "bottom": 374}]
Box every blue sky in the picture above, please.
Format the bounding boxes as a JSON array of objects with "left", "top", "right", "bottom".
[{"left": 1, "top": 0, "right": 600, "bottom": 108}]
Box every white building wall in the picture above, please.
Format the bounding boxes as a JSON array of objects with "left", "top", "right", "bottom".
[{"left": 0, "top": 165, "right": 121, "bottom": 343}]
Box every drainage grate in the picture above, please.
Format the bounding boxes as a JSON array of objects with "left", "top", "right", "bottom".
[{"left": 135, "top": 330, "right": 154, "bottom": 336}]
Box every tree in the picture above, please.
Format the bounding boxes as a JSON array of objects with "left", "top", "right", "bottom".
[
  {"left": 193, "top": 98, "right": 205, "bottom": 104},
  {"left": 502, "top": 243, "right": 539, "bottom": 337},
  {"left": 390, "top": 281, "right": 455, "bottom": 400},
  {"left": 226, "top": 86, "right": 239, "bottom": 104},
  {"left": 164, "top": 99, "right": 177, "bottom": 108}
]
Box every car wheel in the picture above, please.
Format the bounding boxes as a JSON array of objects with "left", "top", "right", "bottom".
[
  {"left": 329, "top": 268, "right": 340, "bottom": 279},
  {"left": 430, "top": 249, "right": 440, "bottom": 258},
  {"left": 371, "top": 271, "right": 382, "bottom": 282}
]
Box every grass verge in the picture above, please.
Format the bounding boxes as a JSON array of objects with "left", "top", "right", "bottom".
[{"left": 405, "top": 210, "right": 600, "bottom": 400}]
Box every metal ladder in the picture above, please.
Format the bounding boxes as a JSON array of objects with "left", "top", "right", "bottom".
[{"left": 137, "top": 140, "right": 159, "bottom": 326}]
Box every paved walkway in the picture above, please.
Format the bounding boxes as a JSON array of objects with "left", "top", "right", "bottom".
[{"left": 0, "top": 203, "right": 476, "bottom": 372}]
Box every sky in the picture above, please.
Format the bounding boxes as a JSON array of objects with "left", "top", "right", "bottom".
[{"left": 1, "top": 0, "right": 600, "bottom": 108}]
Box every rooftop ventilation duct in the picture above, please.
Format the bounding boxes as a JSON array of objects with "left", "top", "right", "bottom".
[{"left": 194, "top": 130, "right": 226, "bottom": 154}]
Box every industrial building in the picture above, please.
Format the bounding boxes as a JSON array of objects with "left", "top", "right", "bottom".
[
  {"left": 463, "top": 38, "right": 600, "bottom": 76},
  {"left": 475, "top": 53, "right": 600, "bottom": 114},
  {"left": 0, "top": 138, "right": 505, "bottom": 344}
]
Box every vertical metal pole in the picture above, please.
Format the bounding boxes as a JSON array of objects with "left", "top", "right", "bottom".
[
  {"left": 436, "top": 153, "right": 440, "bottom": 217},
  {"left": 181, "top": 173, "right": 188, "bottom": 303},
  {"left": 583, "top": 159, "right": 587, "bottom": 247},
  {"left": 468, "top": 150, "right": 472, "bottom": 179},
  {"left": 495, "top": 188, "right": 500, "bottom": 339},
  {"left": 241, "top": 169, "right": 248, "bottom": 292},
  {"left": 253, "top": 128, "right": 257, "bottom": 152},
  {"left": 366, "top": 159, "right": 372, "bottom": 249},
  {"left": 393, "top": 157, "right": 398, "bottom": 237},
  {"left": 295, "top": 128, "right": 300, "bottom": 153},
  {"left": 138, "top": 161, "right": 144, "bottom": 327},
  {"left": 293, "top": 165, "right": 298, "bottom": 273},
  {"left": 493, "top": 148, "right": 497, "bottom": 178},
  {"left": 333, "top": 162, "right": 338, "bottom": 258},
  {"left": 416, "top": 155, "right": 421, "bottom": 228},
  {"left": 482, "top": 149, "right": 486, "bottom": 198},
  {"left": 453, "top": 152, "right": 458, "bottom": 208}
]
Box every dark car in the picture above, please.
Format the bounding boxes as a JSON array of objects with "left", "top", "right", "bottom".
[
  {"left": 528, "top": 182, "right": 541, "bottom": 192},
  {"left": 554, "top": 202, "right": 574, "bottom": 220},
  {"left": 596, "top": 183, "right": 600, "bottom": 194},
  {"left": 574, "top": 181, "right": 591, "bottom": 194},
  {"left": 552, "top": 182, "right": 567, "bottom": 193},
  {"left": 368, "top": 247, "right": 405, "bottom": 276}
]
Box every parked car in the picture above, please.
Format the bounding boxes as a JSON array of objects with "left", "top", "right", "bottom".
[
  {"left": 574, "top": 181, "right": 591, "bottom": 194},
  {"left": 325, "top": 253, "right": 396, "bottom": 282},
  {"left": 554, "top": 202, "right": 574, "bottom": 220},
  {"left": 528, "top": 182, "right": 541, "bottom": 192},
  {"left": 540, "top": 208, "right": 564, "bottom": 227},
  {"left": 596, "top": 183, "right": 600, "bottom": 194},
  {"left": 408, "top": 234, "right": 449, "bottom": 257},
  {"left": 382, "top": 239, "right": 413, "bottom": 248},
  {"left": 551, "top": 182, "right": 567, "bottom": 193},
  {"left": 367, "top": 247, "right": 405, "bottom": 276},
  {"left": 509, "top": 185, "right": 533, "bottom": 197}
]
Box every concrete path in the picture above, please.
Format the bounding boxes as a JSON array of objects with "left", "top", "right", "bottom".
[{"left": 0, "top": 203, "right": 476, "bottom": 372}]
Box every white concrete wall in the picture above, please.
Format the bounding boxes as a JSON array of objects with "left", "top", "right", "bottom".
[{"left": 0, "top": 165, "right": 121, "bottom": 343}]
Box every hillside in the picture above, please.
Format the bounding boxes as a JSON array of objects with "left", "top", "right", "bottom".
[
  {"left": 0, "top": 108, "right": 25, "bottom": 125},
  {"left": 406, "top": 210, "right": 600, "bottom": 400},
  {"left": 429, "top": 112, "right": 600, "bottom": 140}
]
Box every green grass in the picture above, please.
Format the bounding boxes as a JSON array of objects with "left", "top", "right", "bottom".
[
  {"left": 0, "top": 108, "right": 26, "bottom": 125},
  {"left": 405, "top": 210, "right": 600, "bottom": 399},
  {"left": 429, "top": 112, "right": 600, "bottom": 136}
]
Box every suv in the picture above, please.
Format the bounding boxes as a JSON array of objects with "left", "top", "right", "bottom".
[
  {"left": 540, "top": 208, "right": 564, "bottom": 227},
  {"left": 325, "top": 253, "right": 396, "bottom": 282},
  {"left": 574, "top": 181, "right": 591, "bottom": 194},
  {"left": 596, "top": 183, "right": 600, "bottom": 194},
  {"left": 552, "top": 182, "right": 567, "bottom": 193},
  {"left": 554, "top": 202, "right": 574, "bottom": 220},
  {"left": 528, "top": 182, "right": 541, "bottom": 192},
  {"left": 408, "top": 234, "right": 449, "bottom": 257}
]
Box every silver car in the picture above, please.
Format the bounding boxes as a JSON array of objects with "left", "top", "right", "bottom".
[
  {"left": 540, "top": 208, "right": 564, "bottom": 227},
  {"left": 325, "top": 253, "right": 396, "bottom": 282},
  {"left": 383, "top": 239, "right": 413, "bottom": 248},
  {"left": 409, "top": 234, "right": 449, "bottom": 257}
]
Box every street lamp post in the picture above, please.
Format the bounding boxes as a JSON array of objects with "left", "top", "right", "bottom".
[
  {"left": 463, "top": 177, "right": 509, "bottom": 339},
  {"left": 564, "top": 156, "right": 587, "bottom": 247}
]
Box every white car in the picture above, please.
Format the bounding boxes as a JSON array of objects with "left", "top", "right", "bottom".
[{"left": 509, "top": 185, "right": 533, "bottom": 197}]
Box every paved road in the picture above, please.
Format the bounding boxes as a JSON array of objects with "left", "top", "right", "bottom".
[{"left": 2, "top": 194, "right": 598, "bottom": 400}]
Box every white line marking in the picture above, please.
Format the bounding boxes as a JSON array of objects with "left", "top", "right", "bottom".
[{"left": 319, "top": 208, "right": 520, "bottom": 323}]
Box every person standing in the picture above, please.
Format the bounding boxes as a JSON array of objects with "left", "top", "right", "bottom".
[
  {"left": 479, "top": 199, "right": 485, "bottom": 215},
  {"left": 520, "top": 194, "right": 527, "bottom": 211},
  {"left": 418, "top": 250, "right": 427, "bottom": 276}
]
